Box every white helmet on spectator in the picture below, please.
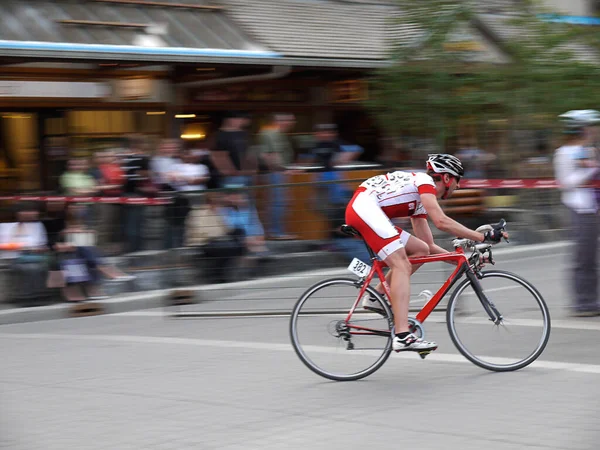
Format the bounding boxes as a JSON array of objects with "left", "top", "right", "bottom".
[{"left": 559, "top": 109, "right": 600, "bottom": 134}]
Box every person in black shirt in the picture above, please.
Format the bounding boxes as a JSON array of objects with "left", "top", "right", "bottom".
[
  {"left": 312, "top": 123, "right": 343, "bottom": 172},
  {"left": 210, "top": 111, "right": 256, "bottom": 188},
  {"left": 121, "top": 135, "right": 157, "bottom": 253}
]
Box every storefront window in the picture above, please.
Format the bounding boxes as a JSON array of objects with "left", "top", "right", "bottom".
[{"left": 0, "top": 113, "right": 39, "bottom": 192}]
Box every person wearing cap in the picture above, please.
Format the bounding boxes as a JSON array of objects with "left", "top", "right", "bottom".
[{"left": 553, "top": 109, "right": 600, "bottom": 316}]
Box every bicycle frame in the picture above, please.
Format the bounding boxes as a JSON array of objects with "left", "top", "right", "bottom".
[{"left": 345, "top": 247, "right": 476, "bottom": 333}]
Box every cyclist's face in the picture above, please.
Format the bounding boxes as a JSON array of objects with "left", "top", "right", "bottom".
[{"left": 445, "top": 174, "right": 460, "bottom": 197}]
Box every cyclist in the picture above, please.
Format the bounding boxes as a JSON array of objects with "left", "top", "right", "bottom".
[{"left": 345, "top": 154, "right": 506, "bottom": 353}]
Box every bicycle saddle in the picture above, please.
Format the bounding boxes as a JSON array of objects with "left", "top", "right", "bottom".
[{"left": 340, "top": 224, "right": 360, "bottom": 237}]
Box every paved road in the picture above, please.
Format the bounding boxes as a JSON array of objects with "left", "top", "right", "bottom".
[{"left": 2, "top": 245, "right": 600, "bottom": 449}]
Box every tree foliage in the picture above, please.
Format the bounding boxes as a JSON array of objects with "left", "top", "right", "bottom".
[{"left": 367, "top": 0, "right": 600, "bottom": 140}]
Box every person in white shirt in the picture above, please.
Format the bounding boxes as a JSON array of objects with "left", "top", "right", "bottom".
[
  {"left": 150, "top": 138, "right": 180, "bottom": 189},
  {"left": 0, "top": 204, "right": 48, "bottom": 258},
  {"left": 553, "top": 110, "right": 600, "bottom": 316},
  {"left": 173, "top": 149, "right": 210, "bottom": 192},
  {"left": 164, "top": 148, "right": 210, "bottom": 249}
]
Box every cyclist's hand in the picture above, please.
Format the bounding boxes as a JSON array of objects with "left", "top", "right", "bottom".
[
  {"left": 479, "top": 219, "right": 508, "bottom": 243},
  {"left": 483, "top": 229, "right": 503, "bottom": 243}
]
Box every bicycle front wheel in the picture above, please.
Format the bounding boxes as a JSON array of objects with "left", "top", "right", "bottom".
[
  {"left": 290, "top": 278, "right": 393, "bottom": 381},
  {"left": 447, "top": 270, "right": 551, "bottom": 372}
]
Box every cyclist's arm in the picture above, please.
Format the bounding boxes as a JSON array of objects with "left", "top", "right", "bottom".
[
  {"left": 420, "top": 193, "right": 485, "bottom": 242},
  {"left": 410, "top": 217, "right": 448, "bottom": 254}
]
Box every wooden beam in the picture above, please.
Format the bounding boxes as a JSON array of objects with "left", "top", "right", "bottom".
[
  {"left": 57, "top": 19, "right": 149, "bottom": 28},
  {"left": 92, "top": 0, "right": 225, "bottom": 10}
]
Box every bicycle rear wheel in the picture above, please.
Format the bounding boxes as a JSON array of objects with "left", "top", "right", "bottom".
[
  {"left": 447, "top": 270, "right": 551, "bottom": 372},
  {"left": 290, "top": 278, "right": 393, "bottom": 381}
]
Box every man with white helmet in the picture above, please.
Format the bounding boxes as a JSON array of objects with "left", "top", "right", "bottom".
[
  {"left": 345, "top": 154, "right": 506, "bottom": 352},
  {"left": 554, "top": 110, "right": 600, "bottom": 316}
]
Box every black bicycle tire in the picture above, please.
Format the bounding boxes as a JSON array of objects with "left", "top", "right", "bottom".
[
  {"left": 289, "top": 277, "right": 394, "bottom": 381},
  {"left": 446, "top": 270, "right": 551, "bottom": 372}
]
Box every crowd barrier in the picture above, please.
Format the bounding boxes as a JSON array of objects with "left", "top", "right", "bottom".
[
  {"left": 0, "top": 177, "right": 575, "bottom": 206},
  {"left": 0, "top": 175, "right": 572, "bottom": 314}
]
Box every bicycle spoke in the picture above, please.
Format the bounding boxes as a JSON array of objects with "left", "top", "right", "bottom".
[
  {"left": 290, "top": 278, "right": 393, "bottom": 381},
  {"left": 447, "top": 270, "right": 550, "bottom": 372}
]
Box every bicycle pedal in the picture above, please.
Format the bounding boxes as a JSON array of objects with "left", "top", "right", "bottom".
[{"left": 417, "top": 349, "right": 436, "bottom": 359}]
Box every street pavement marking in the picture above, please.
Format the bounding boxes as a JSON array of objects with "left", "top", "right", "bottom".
[
  {"left": 108, "top": 311, "right": 600, "bottom": 331},
  {"left": 1, "top": 332, "right": 600, "bottom": 374}
]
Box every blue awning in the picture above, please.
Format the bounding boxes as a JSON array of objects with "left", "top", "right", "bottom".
[
  {"left": 538, "top": 14, "right": 600, "bottom": 26},
  {"left": 0, "top": 40, "right": 281, "bottom": 58},
  {"left": 0, "top": 40, "right": 282, "bottom": 64}
]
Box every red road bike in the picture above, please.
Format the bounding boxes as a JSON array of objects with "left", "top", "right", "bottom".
[{"left": 290, "top": 220, "right": 551, "bottom": 381}]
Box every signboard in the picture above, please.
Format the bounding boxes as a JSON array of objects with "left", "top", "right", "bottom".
[
  {"left": 329, "top": 80, "right": 369, "bottom": 103},
  {"left": 191, "top": 85, "right": 309, "bottom": 103},
  {"left": 443, "top": 41, "right": 485, "bottom": 52},
  {"left": 114, "top": 77, "right": 155, "bottom": 100},
  {"left": 0, "top": 81, "right": 110, "bottom": 98}
]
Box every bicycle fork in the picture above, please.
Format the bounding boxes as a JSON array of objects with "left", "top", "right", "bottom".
[{"left": 465, "top": 271, "right": 504, "bottom": 324}]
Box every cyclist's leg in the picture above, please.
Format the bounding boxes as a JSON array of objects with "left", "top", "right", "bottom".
[
  {"left": 374, "top": 232, "right": 429, "bottom": 295},
  {"left": 385, "top": 247, "right": 436, "bottom": 351},
  {"left": 384, "top": 248, "right": 413, "bottom": 333},
  {"left": 345, "top": 191, "right": 436, "bottom": 348}
]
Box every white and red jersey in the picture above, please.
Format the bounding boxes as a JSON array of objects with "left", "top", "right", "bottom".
[{"left": 358, "top": 171, "right": 437, "bottom": 219}]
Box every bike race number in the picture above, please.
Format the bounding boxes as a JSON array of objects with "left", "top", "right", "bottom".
[{"left": 347, "top": 258, "right": 371, "bottom": 278}]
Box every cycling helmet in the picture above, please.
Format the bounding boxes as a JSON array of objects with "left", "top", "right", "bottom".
[
  {"left": 426, "top": 154, "right": 464, "bottom": 178},
  {"left": 559, "top": 110, "right": 600, "bottom": 134}
]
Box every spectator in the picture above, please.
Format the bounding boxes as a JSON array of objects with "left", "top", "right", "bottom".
[
  {"left": 554, "top": 109, "right": 600, "bottom": 317},
  {"left": 59, "top": 203, "right": 135, "bottom": 301},
  {"left": 308, "top": 123, "right": 362, "bottom": 219},
  {"left": 60, "top": 157, "right": 97, "bottom": 196},
  {"left": 150, "top": 138, "right": 180, "bottom": 190},
  {"left": 0, "top": 202, "right": 48, "bottom": 255},
  {"left": 190, "top": 140, "right": 220, "bottom": 190},
  {"left": 0, "top": 202, "right": 50, "bottom": 305},
  {"left": 257, "top": 113, "right": 298, "bottom": 240},
  {"left": 121, "top": 135, "right": 158, "bottom": 253},
  {"left": 92, "top": 150, "right": 126, "bottom": 251},
  {"left": 186, "top": 193, "right": 246, "bottom": 283},
  {"left": 173, "top": 147, "right": 210, "bottom": 193},
  {"left": 59, "top": 157, "right": 98, "bottom": 226},
  {"left": 164, "top": 148, "right": 210, "bottom": 249},
  {"left": 151, "top": 138, "right": 183, "bottom": 249},
  {"left": 210, "top": 111, "right": 256, "bottom": 188},
  {"left": 219, "top": 183, "right": 271, "bottom": 261},
  {"left": 312, "top": 123, "right": 342, "bottom": 172},
  {"left": 455, "top": 137, "right": 495, "bottom": 179},
  {"left": 42, "top": 199, "right": 69, "bottom": 290}
]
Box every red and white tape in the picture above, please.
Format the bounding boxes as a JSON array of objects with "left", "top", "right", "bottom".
[
  {"left": 0, "top": 179, "right": 592, "bottom": 203},
  {"left": 0, "top": 196, "right": 172, "bottom": 205},
  {"left": 460, "top": 179, "right": 561, "bottom": 189}
]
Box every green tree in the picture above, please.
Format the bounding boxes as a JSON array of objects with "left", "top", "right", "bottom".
[{"left": 367, "top": 0, "right": 600, "bottom": 145}]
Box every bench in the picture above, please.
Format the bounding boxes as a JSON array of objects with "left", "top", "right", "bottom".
[{"left": 440, "top": 189, "right": 487, "bottom": 217}]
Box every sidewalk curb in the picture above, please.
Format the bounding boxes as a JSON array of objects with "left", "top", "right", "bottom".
[{"left": 0, "top": 240, "right": 571, "bottom": 326}]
